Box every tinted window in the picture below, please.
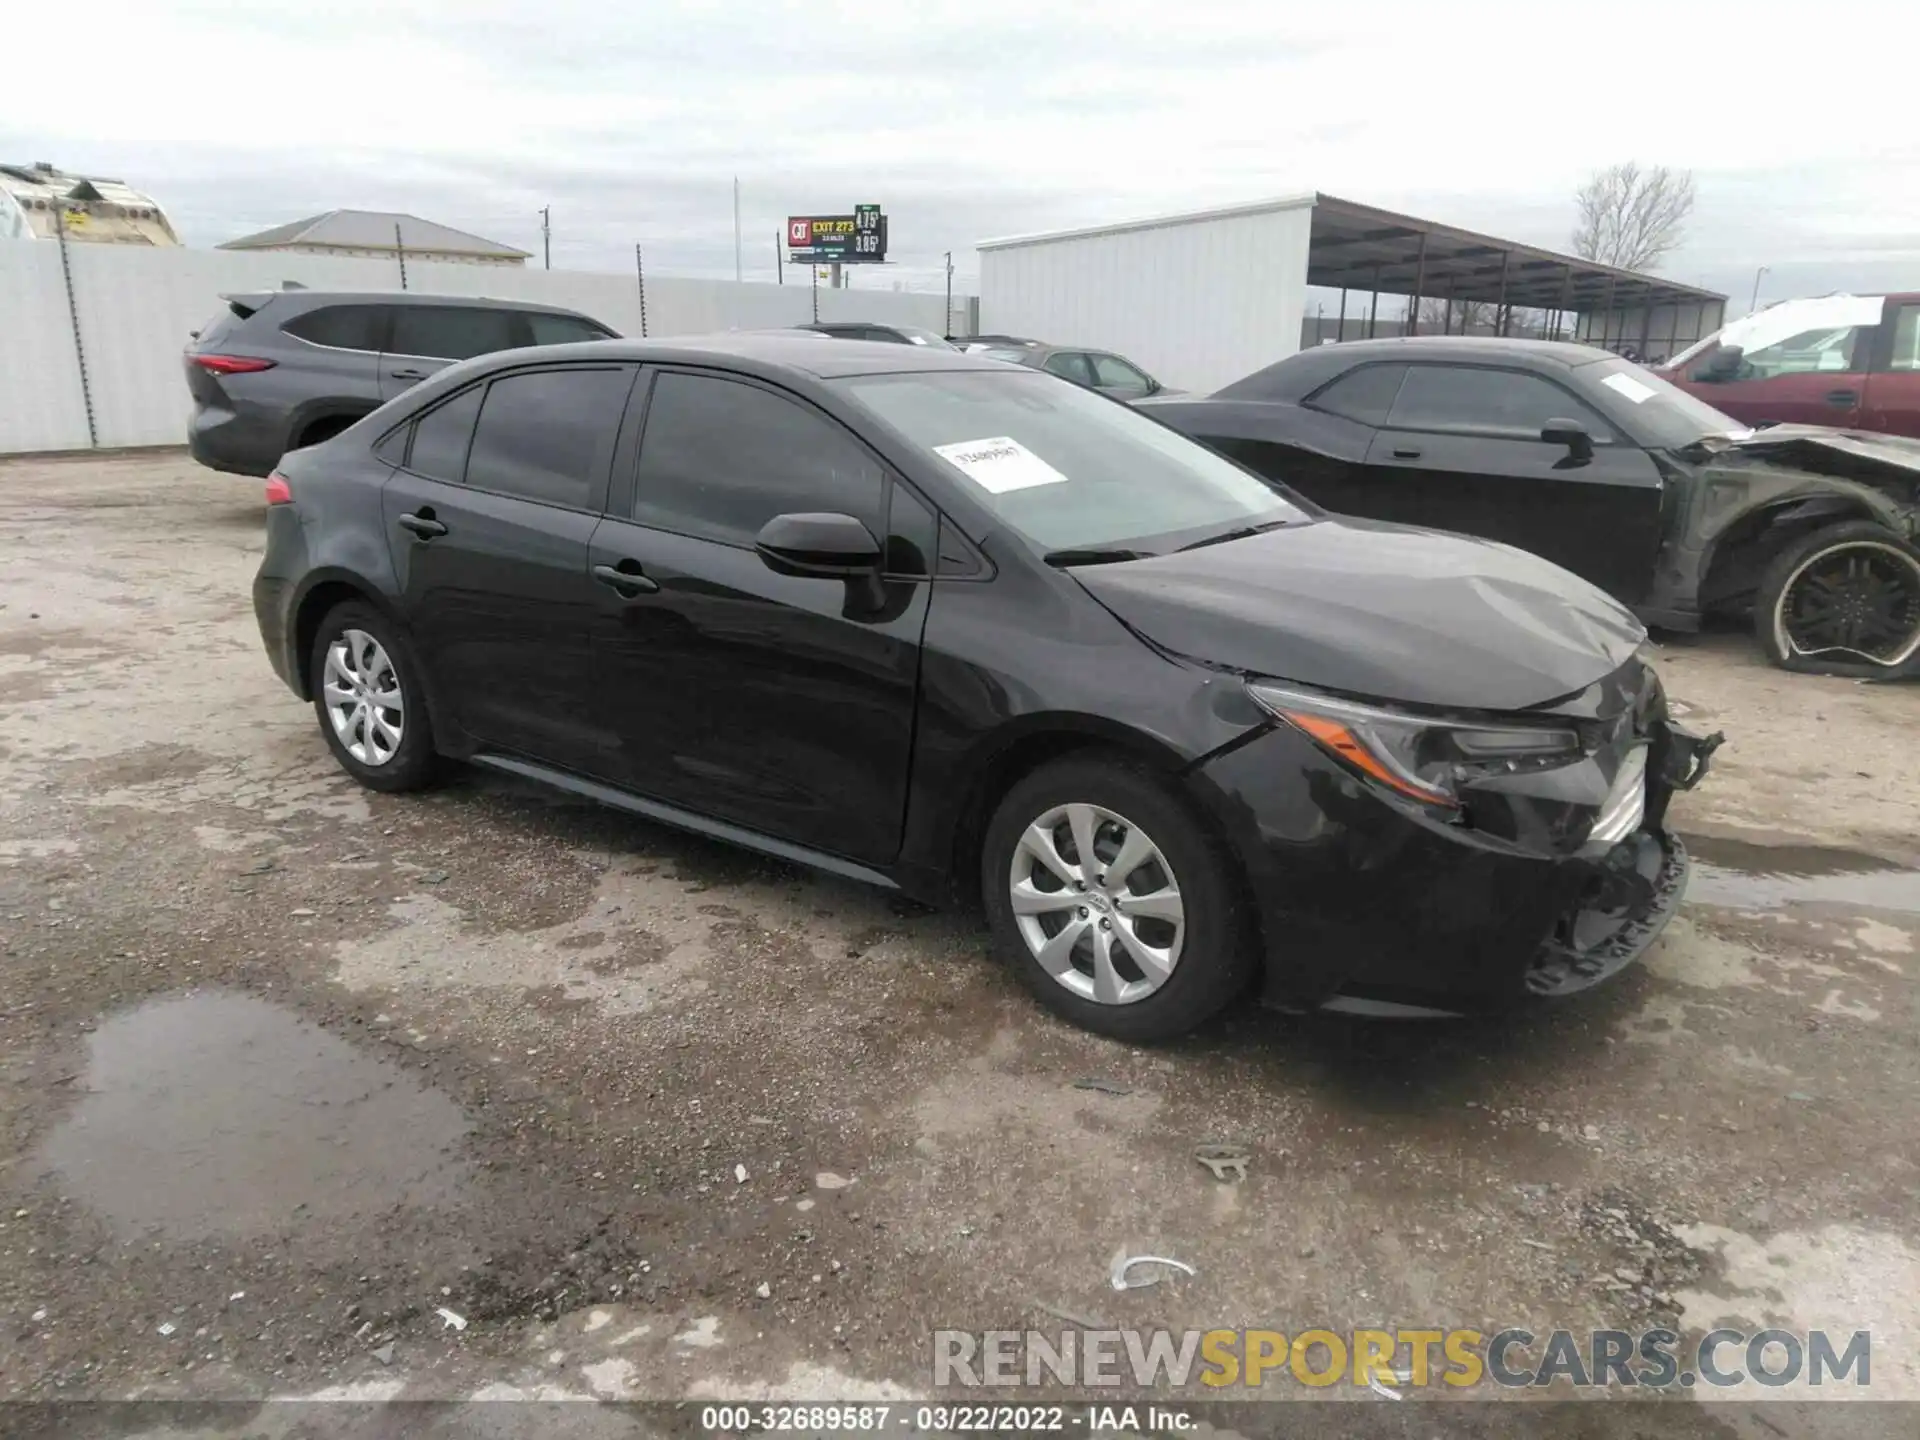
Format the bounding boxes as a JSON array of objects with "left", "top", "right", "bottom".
[
  {"left": 391, "top": 305, "right": 519, "bottom": 361},
  {"left": 1044, "top": 352, "right": 1093, "bottom": 385},
  {"left": 283, "top": 304, "right": 385, "bottom": 352},
  {"left": 1387, "top": 365, "right": 1611, "bottom": 440},
  {"left": 633, "top": 373, "right": 886, "bottom": 544},
  {"left": 1309, "top": 363, "right": 1407, "bottom": 424},
  {"left": 1090, "top": 354, "right": 1151, "bottom": 394},
  {"left": 527, "top": 312, "right": 612, "bottom": 346},
  {"left": 885, "top": 482, "right": 937, "bottom": 577},
  {"left": 406, "top": 385, "right": 484, "bottom": 482},
  {"left": 464, "top": 367, "right": 631, "bottom": 509}
]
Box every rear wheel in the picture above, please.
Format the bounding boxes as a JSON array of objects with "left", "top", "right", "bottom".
[
  {"left": 308, "top": 602, "right": 439, "bottom": 792},
  {"left": 981, "top": 754, "right": 1254, "bottom": 1040},
  {"left": 295, "top": 414, "right": 358, "bottom": 449},
  {"left": 1755, "top": 521, "right": 1920, "bottom": 677}
]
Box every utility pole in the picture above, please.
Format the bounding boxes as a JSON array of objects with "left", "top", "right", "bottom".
[
  {"left": 811, "top": 264, "right": 819, "bottom": 323},
  {"left": 944, "top": 251, "right": 953, "bottom": 336},
  {"left": 732, "top": 178, "right": 742, "bottom": 283},
  {"left": 394, "top": 222, "right": 408, "bottom": 291},
  {"left": 776, "top": 231, "right": 783, "bottom": 286},
  {"left": 634, "top": 245, "right": 649, "bottom": 338},
  {"left": 540, "top": 206, "right": 551, "bottom": 270}
]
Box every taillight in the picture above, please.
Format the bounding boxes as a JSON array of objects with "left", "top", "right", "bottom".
[
  {"left": 265, "top": 473, "right": 293, "bottom": 506},
  {"left": 193, "top": 354, "right": 276, "bottom": 375}
]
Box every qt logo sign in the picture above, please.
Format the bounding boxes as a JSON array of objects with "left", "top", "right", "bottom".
[{"left": 788, "top": 219, "right": 812, "bottom": 245}]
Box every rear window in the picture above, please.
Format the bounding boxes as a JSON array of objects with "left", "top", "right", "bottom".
[
  {"left": 283, "top": 305, "right": 385, "bottom": 352},
  {"left": 527, "top": 312, "right": 613, "bottom": 346},
  {"left": 1308, "top": 363, "right": 1407, "bottom": 425},
  {"left": 406, "top": 386, "right": 484, "bottom": 482},
  {"left": 390, "top": 306, "right": 520, "bottom": 362},
  {"left": 464, "top": 367, "right": 631, "bottom": 509}
]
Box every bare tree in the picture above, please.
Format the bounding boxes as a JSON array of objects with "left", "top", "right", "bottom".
[
  {"left": 1415, "top": 296, "right": 1497, "bottom": 334},
  {"left": 1571, "top": 163, "right": 1695, "bottom": 272}
]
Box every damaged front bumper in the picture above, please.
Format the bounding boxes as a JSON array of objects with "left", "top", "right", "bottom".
[{"left": 1188, "top": 680, "right": 1724, "bottom": 1017}]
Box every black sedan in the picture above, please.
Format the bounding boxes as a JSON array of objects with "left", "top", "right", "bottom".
[
  {"left": 253, "top": 335, "right": 1716, "bottom": 1039},
  {"left": 1143, "top": 337, "right": 1920, "bottom": 678}
]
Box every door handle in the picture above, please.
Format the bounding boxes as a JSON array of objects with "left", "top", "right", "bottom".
[
  {"left": 398, "top": 512, "right": 447, "bottom": 539},
  {"left": 1825, "top": 389, "right": 1858, "bottom": 406},
  {"left": 594, "top": 562, "right": 659, "bottom": 597},
  {"left": 1391, "top": 446, "right": 1423, "bottom": 460},
  {"left": 390, "top": 368, "right": 428, "bottom": 380}
]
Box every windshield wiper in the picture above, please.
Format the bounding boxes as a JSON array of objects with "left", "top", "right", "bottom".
[
  {"left": 1175, "top": 519, "right": 1292, "bottom": 552},
  {"left": 1043, "top": 546, "right": 1153, "bottom": 568}
]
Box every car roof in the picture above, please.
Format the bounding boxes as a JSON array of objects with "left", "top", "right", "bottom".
[
  {"left": 226, "top": 289, "right": 605, "bottom": 319},
  {"left": 480, "top": 331, "right": 1014, "bottom": 379},
  {"left": 1215, "top": 335, "right": 1614, "bottom": 400}
]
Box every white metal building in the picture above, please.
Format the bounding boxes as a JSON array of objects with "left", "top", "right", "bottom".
[
  {"left": 0, "top": 162, "right": 181, "bottom": 246},
  {"left": 978, "top": 193, "right": 1727, "bottom": 394}
]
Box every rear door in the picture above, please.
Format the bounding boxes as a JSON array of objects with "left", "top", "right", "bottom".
[
  {"left": 1861, "top": 299, "right": 1920, "bottom": 438},
  {"left": 586, "top": 368, "right": 930, "bottom": 864},
  {"left": 1680, "top": 317, "right": 1876, "bottom": 428},
  {"left": 380, "top": 304, "right": 523, "bottom": 400},
  {"left": 1356, "top": 363, "right": 1666, "bottom": 602},
  {"left": 279, "top": 303, "right": 387, "bottom": 404},
  {"left": 380, "top": 363, "right": 638, "bottom": 771}
]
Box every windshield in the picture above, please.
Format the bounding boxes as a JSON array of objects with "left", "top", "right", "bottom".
[
  {"left": 833, "top": 369, "right": 1307, "bottom": 553},
  {"left": 1666, "top": 294, "right": 1886, "bottom": 372},
  {"left": 896, "top": 327, "right": 957, "bottom": 349},
  {"left": 1583, "top": 356, "right": 1743, "bottom": 448},
  {"left": 975, "top": 347, "right": 1034, "bottom": 364}
]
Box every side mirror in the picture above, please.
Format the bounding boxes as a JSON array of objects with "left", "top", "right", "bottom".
[
  {"left": 1700, "top": 345, "right": 1745, "bottom": 383},
  {"left": 754, "top": 512, "right": 882, "bottom": 578},
  {"left": 1541, "top": 418, "right": 1594, "bottom": 463}
]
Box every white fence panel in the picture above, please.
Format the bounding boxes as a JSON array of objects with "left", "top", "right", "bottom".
[{"left": 0, "top": 244, "right": 956, "bottom": 454}]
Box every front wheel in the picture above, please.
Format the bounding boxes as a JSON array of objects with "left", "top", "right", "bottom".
[
  {"left": 308, "top": 602, "right": 439, "bottom": 791},
  {"left": 1755, "top": 521, "right": 1920, "bottom": 677},
  {"left": 981, "top": 754, "right": 1254, "bottom": 1041}
]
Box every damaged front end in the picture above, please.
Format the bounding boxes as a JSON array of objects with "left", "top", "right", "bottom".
[{"left": 1221, "top": 657, "right": 1722, "bottom": 1016}]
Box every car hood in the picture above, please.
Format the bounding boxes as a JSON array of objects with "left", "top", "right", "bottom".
[
  {"left": 1071, "top": 517, "right": 1647, "bottom": 712},
  {"left": 1713, "top": 424, "right": 1920, "bottom": 487}
]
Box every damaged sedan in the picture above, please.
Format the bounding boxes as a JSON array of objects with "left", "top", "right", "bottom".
[
  {"left": 256, "top": 336, "right": 1717, "bottom": 1040},
  {"left": 1142, "top": 338, "right": 1920, "bottom": 678}
]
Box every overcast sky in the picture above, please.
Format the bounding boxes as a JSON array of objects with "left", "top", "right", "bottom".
[{"left": 6, "top": 0, "right": 1917, "bottom": 311}]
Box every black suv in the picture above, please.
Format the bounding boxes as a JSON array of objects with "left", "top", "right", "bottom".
[
  {"left": 252, "top": 334, "right": 1717, "bottom": 1040},
  {"left": 185, "top": 290, "right": 616, "bottom": 477}
]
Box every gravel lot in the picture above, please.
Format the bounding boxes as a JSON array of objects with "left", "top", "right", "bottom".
[{"left": 2, "top": 452, "right": 1918, "bottom": 1430}]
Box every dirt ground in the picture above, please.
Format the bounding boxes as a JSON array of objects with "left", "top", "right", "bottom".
[{"left": 2, "top": 452, "right": 1918, "bottom": 1434}]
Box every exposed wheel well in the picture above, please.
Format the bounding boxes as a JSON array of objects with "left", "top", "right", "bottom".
[
  {"left": 1699, "top": 497, "right": 1883, "bottom": 614},
  {"left": 292, "top": 581, "right": 383, "bottom": 698},
  {"left": 293, "top": 412, "right": 367, "bottom": 450}
]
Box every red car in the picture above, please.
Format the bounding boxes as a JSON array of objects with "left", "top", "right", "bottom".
[{"left": 1659, "top": 292, "right": 1920, "bottom": 437}]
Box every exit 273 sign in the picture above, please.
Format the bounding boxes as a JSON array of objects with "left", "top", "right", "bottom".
[{"left": 787, "top": 205, "right": 886, "bottom": 263}]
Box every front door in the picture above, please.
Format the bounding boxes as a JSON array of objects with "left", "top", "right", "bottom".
[
  {"left": 1680, "top": 318, "right": 1875, "bottom": 429},
  {"left": 1861, "top": 300, "right": 1920, "bottom": 439},
  {"left": 380, "top": 363, "right": 637, "bottom": 771},
  {"left": 379, "top": 304, "right": 523, "bottom": 401},
  {"left": 587, "top": 368, "right": 930, "bottom": 866},
  {"left": 1354, "top": 363, "right": 1667, "bottom": 603}
]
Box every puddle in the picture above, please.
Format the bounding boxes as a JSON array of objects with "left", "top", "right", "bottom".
[
  {"left": 1684, "top": 835, "right": 1920, "bottom": 918},
  {"left": 40, "top": 991, "right": 471, "bottom": 1239}
]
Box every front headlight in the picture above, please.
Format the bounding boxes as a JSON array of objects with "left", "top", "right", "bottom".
[{"left": 1246, "top": 680, "right": 1586, "bottom": 809}]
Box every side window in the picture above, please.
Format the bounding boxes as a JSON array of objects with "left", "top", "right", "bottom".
[
  {"left": 1043, "top": 352, "right": 1093, "bottom": 385},
  {"left": 1884, "top": 306, "right": 1920, "bottom": 372},
  {"left": 1739, "top": 324, "right": 1869, "bottom": 378},
  {"left": 527, "top": 312, "right": 613, "bottom": 346},
  {"left": 632, "top": 372, "right": 886, "bottom": 545},
  {"left": 283, "top": 304, "right": 385, "bottom": 352},
  {"left": 464, "top": 367, "right": 632, "bottom": 509},
  {"left": 405, "top": 385, "right": 484, "bottom": 482},
  {"left": 1308, "top": 363, "right": 1407, "bottom": 425},
  {"left": 1387, "top": 366, "right": 1612, "bottom": 440},
  {"left": 1090, "top": 355, "right": 1152, "bottom": 395},
  {"left": 390, "top": 305, "right": 519, "bottom": 362}
]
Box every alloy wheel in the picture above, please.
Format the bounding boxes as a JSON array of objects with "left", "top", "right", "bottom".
[
  {"left": 1774, "top": 541, "right": 1920, "bottom": 669},
  {"left": 1008, "top": 802, "right": 1185, "bottom": 1005},
  {"left": 321, "top": 629, "right": 405, "bottom": 767}
]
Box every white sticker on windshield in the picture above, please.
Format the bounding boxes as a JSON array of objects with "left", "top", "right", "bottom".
[
  {"left": 932, "top": 436, "right": 1069, "bottom": 494},
  {"left": 1601, "top": 372, "right": 1657, "bottom": 404}
]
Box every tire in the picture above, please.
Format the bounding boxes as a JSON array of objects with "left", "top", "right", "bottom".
[
  {"left": 980, "top": 753, "right": 1255, "bottom": 1041},
  {"left": 308, "top": 602, "right": 439, "bottom": 792},
  {"left": 1754, "top": 520, "right": 1920, "bottom": 678}
]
